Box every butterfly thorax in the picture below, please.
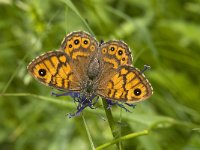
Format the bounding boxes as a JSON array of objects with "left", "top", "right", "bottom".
[
  {"left": 80, "top": 57, "right": 101, "bottom": 98},
  {"left": 87, "top": 57, "right": 101, "bottom": 80}
]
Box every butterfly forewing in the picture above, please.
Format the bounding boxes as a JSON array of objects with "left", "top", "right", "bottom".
[
  {"left": 61, "top": 31, "right": 98, "bottom": 58},
  {"left": 60, "top": 31, "right": 99, "bottom": 81},
  {"left": 99, "top": 40, "right": 133, "bottom": 67},
  {"left": 96, "top": 66, "right": 153, "bottom": 103},
  {"left": 27, "top": 51, "right": 80, "bottom": 91}
]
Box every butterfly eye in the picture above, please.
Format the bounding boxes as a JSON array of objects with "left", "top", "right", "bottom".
[
  {"left": 118, "top": 50, "right": 123, "bottom": 55},
  {"left": 74, "top": 39, "right": 80, "bottom": 45},
  {"left": 38, "top": 69, "right": 47, "bottom": 77},
  {"left": 134, "top": 88, "right": 141, "bottom": 96}
]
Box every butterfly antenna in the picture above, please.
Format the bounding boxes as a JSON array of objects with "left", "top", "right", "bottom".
[
  {"left": 99, "top": 40, "right": 104, "bottom": 46},
  {"left": 141, "top": 65, "right": 151, "bottom": 74}
]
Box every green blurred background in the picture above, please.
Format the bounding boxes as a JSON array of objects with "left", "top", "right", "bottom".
[{"left": 0, "top": 0, "right": 200, "bottom": 150}]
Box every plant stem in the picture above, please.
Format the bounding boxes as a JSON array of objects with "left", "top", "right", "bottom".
[
  {"left": 82, "top": 115, "right": 96, "bottom": 150},
  {"left": 102, "top": 98, "right": 120, "bottom": 149},
  {"left": 96, "top": 130, "right": 149, "bottom": 150}
]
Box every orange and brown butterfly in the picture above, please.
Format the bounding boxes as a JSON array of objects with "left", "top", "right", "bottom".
[{"left": 27, "top": 31, "right": 153, "bottom": 114}]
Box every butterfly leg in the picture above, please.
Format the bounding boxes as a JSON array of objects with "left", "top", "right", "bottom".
[
  {"left": 106, "top": 99, "right": 133, "bottom": 112},
  {"left": 106, "top": 99, "right": 125, "bottom": 110},
  {"left": 115, "top": 102, "right": 132, "bottom": 112},
  {"left": 106, "top": 99, "right": 115, "bottom": 109},
  {"left": 51, "top": 91, "right": 82, "bottom": 103},
  {"left": 75, "top": 96, "right": 99, "bottom": 115},
  {"left": 68, "top": 95, "right": 100, "bottom": 118},
  {"left": 88, "top": 96, "right": 99, "bottom": 109},
  {"left": 67, "top": 96, "right": 88, "bottom": 118},
  {"left": 71, "top": 92, "right": 82, "bottom": 103},
  {"left": 51, "top": 92, "right": 70, "bottom": 97},
  {"left": 124, "top": 103, "right": 136, "bottom": 109},
  {"left": 76, "top": 95, "right": 98, "bottom": 109},
  {"left": 68, "top": 97, "right": 92, "bottom": 118},
  {"left": 68, "top": 103, "right": 89, "bottom": 118}
]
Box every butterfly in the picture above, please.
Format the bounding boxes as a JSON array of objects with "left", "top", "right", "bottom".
[{"left": 27, "top": 31, "right": 153, "bottom": 114}]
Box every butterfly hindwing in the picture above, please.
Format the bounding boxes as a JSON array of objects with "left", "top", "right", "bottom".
[
  {"left": 96, "top": 65, "right": 153, "bottom": 103},
  {"left": 27, "top": 51, "right": 80, "bottom": 91}
]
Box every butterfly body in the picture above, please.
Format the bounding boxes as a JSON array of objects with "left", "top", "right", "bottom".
[
  {"left": 80, "top": 77, "right": 98, "bottom": 99},
  {"left": 28, "top": 31, "right": 153, "bottom": 105}
]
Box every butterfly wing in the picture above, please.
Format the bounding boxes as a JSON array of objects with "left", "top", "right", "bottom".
[
  {"left": 96, "top": 40, "right": 152, "bottom": 102},
  {"left": 95, "top": 40, "right": 134, "bottom": 89},
  {"left": 96, "top": 66, "right": 153, "bottom": 103},
  {"left": 60, "top": 31, "right": 98, "bottom": 81},
  {"left": 27, "top": 51, "right": 80, "bottom": 91},
  {"left": 100, "top": 40, "right": 133, "bottom": 67}
]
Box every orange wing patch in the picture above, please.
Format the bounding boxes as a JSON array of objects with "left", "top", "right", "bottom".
[
  {"left": 100, "top": 40, "right": 133, "bottom": 67},
  {"left": 81, "top": 37, "right": 90, "bottom": 48},
  {"left": 65, "top": 39, "right": 73, "bottom": 56},
  {"left": 60, "top": 31, "right": 98, "bottom": 59},
  {"left": 72, "top": 36, "right": 81, "bottom": 49},
  {"left": 72, "top": 51, "right": 90, "bottom": 60},
  {"left": 59, "top": 55, "right": 67, "bottom": 63},
  {"left": 27, "top": 51, "right": 80, "bottom": 91},
  {"left": 97, "top": 66, "right": 153, "bottom": 103},
  {"left": 103, "top": 57, "right": 119, "bottom": 69}
]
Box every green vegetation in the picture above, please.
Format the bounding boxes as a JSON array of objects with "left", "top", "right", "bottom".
[{"left": 0, "top": 0, "right": 200, "bottom": 149}]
